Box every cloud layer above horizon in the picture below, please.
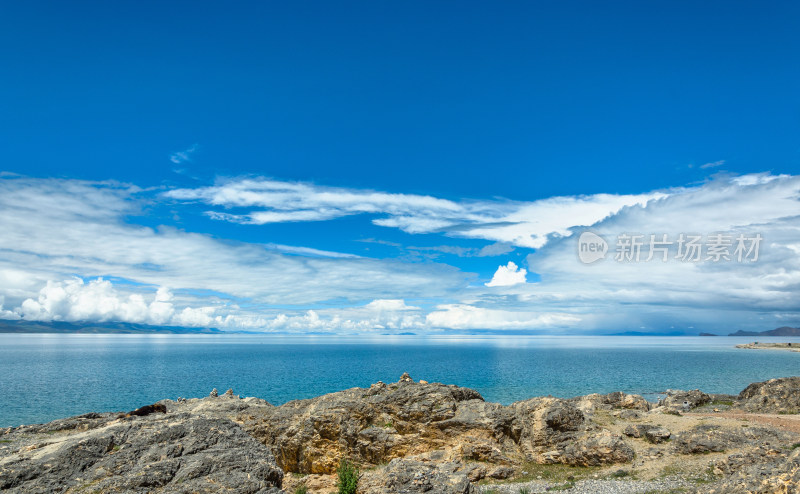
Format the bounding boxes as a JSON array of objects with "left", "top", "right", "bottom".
[{"left": 1, "top": 172, "right": 799, "bottom": 333}]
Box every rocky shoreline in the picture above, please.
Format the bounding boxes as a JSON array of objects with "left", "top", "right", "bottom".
[
  {"left": 736, "top": 342, "right": 800, "bottom": 352},
  {"left": 2, "top": 375, "right": 800, "bottom": 493}
]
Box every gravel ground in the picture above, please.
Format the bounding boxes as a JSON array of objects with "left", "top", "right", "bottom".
[{"left": 478, "top": 476, "right": 692, "bottom": 493}]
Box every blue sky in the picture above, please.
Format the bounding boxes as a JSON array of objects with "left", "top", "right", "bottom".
[{"left": 1, "top": 1, "right": 799, "bottom": 333}]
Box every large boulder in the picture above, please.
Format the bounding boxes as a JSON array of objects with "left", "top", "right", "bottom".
[
  {"left": 511, "top": 397, "right": 584, "bottom": 455},
  {"left": 623, "top": 425, "right": 671, "bottom": 444},
  {"left": 561, "top": 431, "right": 635, "bottom": 466},
  {"left": 659, "top": 389, "right": 711, "bottom": 411}
]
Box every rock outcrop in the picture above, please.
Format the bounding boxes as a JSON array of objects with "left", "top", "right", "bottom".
[
  {"left": 2, "top": 373, "right": 800, "bottom": 493},
  {"left": 242, "top": 376, "right": 633, "bottom": 475},
  {"left": 703, "top": 447, "right": 800, "bottom": 493},
  {"left": 0, "top": 410, "right": 283, "bottom": 494},
  {"left": 737, "top": 376, "right": 800, "bottom": 413}
]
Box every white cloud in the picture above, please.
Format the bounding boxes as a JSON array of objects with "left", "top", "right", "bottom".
[
  {"left": 491, "top": 173, "right": 800, "bottom": 332},
  {"left": 0, "top": 294, "right": 18, "bottom": 320},
  {"left": 170, "top": 144, "right": 198, "bottom": 164},
  {"left": 426, "top": 304, "right": 580, "bottom": 330},
  {"left": 486, "top": 261, "right": 528, "bottom": 287},
  {"left": 0, "top": 177, "right": 467, "bottom": 312},
  {"left": 477, "top": 242, "right": 514, "bottom": 257},
  {"left": 364, "top": 299, "right": 419, "bottom": 311},
  {"left": 2, "top": 173, "right": 800, "bottom": 334},
  {"left": 16, "top": 278, "right": 178, "bottom": 325},
  {"left": 401, "top": 242, "right": 514, "bottom": 259},
  {"left": 264, "top": 243, "right": 361, "bottom": 259},
  {"left": 166, "top": 178, "right": 662, "bottom": 248},
  {"left": 700, "top": 160, "right": 726, "bottom": 169},
  {"left": 209, "top": 298, "right": 426, "bottom": 333}
]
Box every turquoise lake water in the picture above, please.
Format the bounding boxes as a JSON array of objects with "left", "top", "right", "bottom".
[{"left": 1, "top": 334, "right": 799, "bottom": 427}]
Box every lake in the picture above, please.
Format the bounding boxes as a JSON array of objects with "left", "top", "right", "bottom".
[{"left": 1, "top": 334, "right": 799, "bottom": 427}]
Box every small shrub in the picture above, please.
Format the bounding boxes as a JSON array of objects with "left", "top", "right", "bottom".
[
  {"left": 519, "top": 488, "right": 531, "bottom": 494},
  {"left": 336, "top": 459, "right": 359, "bottom": 494},
  {"left": 294, "top": 486, "right": 308, "bottom": 494}
]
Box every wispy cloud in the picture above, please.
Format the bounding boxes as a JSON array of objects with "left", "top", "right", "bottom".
[
  {"left": 264, "top": 243, "right": 361, "bottom": 259},
  {"left": 2, "top": 173, "right": 800, "bottom": 333},
  {"left": 0, "top": 176, "right": 468, "bottom": 329},
  {"left": 169, "top": 144, "right": 198, "bottom": 164},
  {"left": 700, "top": 160, "right": 726, "bottom": 169},
  {"left": 166, "top": 178, "right": 661, "bottom": 249}
]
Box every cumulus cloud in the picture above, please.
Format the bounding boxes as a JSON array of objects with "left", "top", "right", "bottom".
[
  {"left": 5, "top": 279, "right": 427, "bottom": 331},
  {"left": 16, "top": 278, "right": 180, "bottom": 325},
  {"left": 486, "top": 262, "right": 528, "bottom": 287},
  {"left": 166, "top": 178, "right": 661, "bottom": 249},
  {"left": 182, "top": 297, "right": 425, "bottom": 333}
]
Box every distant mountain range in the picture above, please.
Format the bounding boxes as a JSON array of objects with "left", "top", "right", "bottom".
[
  {"left": 0, "top": 319, "right": 221, "bottom": 334},
  {"left": 2, "top": 318, "right": 799, "bottom": 337},
  {"left": 728, "top": 326, "right": 800, "bottom": 337},
  {"left": 609, "top": 331, "right": 687, "bottom": 336}
]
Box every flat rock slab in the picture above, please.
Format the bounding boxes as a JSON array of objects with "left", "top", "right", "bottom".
[{"left": 0, "top": 410, "right": 283, "bottom": 494}]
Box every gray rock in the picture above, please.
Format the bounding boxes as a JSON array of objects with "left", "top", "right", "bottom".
[
  {"left": 736, "top": 376, "right": 800, "bottom": 413},
  {"left": 659, "top": 389, "right": 711, "bottom": 411},
  {"left": 643, "top": 426, "right": 671, "bottom": 444},
  {"left": 615, "top": 409, "right": 642, "bottom": 420},
  {"left": 0, "top": 410, "right": 282, "bottom": 493},
  {"left": 561, "top": 431, "right": 635, "bottom": 466},
  {"left": 623, "top": 424, "right": 642, "bottom": 438},
  {"left": 622, "top": 425, "right": 670, "bottom": 443},
  {"left": 672, "top": 424, "right": 789, "bottom": 455},
  {"left": 360, "top": 458, "right": 475, "bottom": 494},
  {"left": 702, "top": 447, "right": 800, "bottom": 493}
]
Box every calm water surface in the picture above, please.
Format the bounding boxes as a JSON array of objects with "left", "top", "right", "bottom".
[{"left": 1, "top": 334, "right": 799, "bottom": 427}]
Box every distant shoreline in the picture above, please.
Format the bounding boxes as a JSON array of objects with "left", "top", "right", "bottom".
[{"left": 736, "top": 342, "right": 800, "bottom": 352}]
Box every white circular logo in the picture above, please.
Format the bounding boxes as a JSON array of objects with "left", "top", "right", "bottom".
[{"left": 577, "top": 231, "right": 608, "bottom": 264}]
